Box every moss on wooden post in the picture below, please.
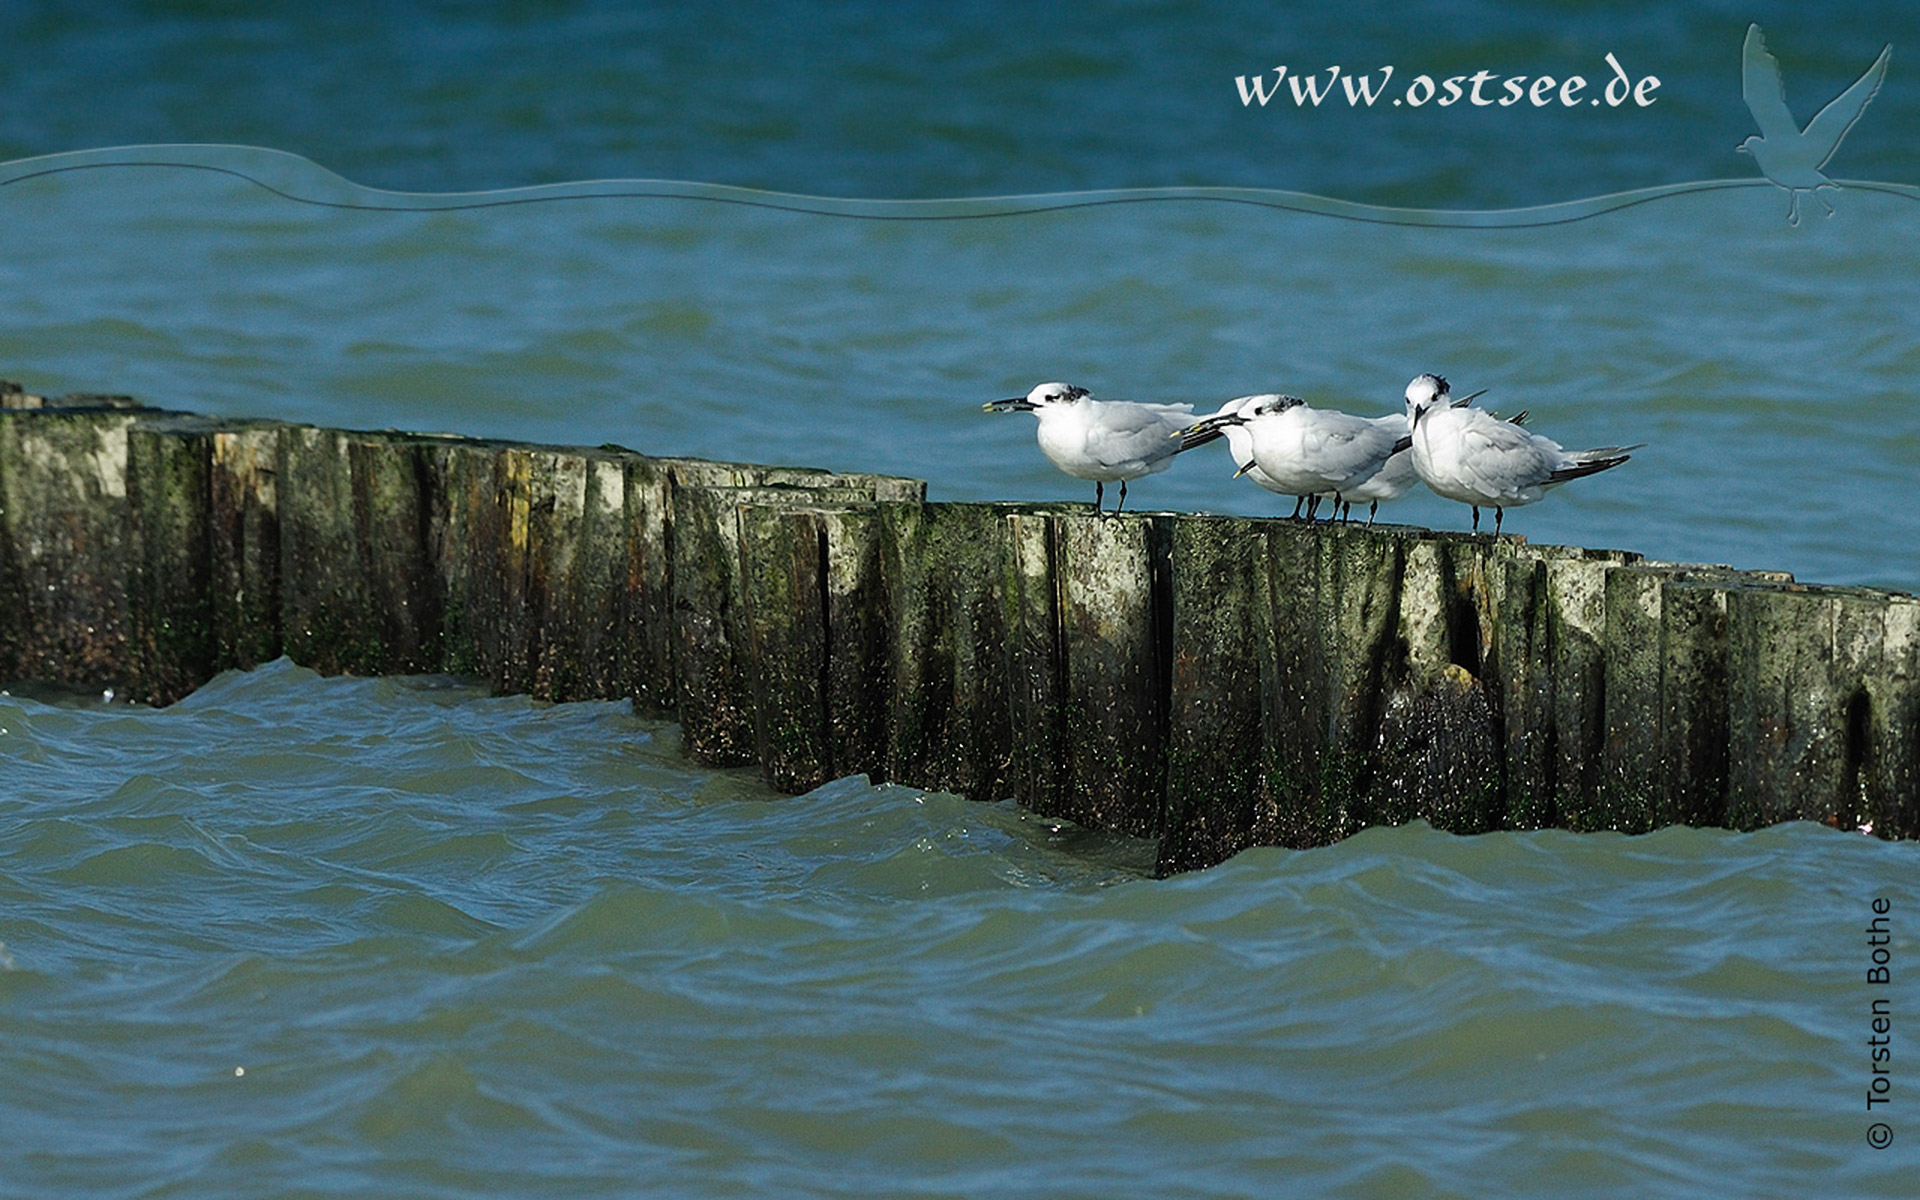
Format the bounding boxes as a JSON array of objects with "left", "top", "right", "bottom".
[
  {"left": 276, "top": 425, "right": 354, "bottom": 673},
  {"left": 737, "top": 501, "right": 831, "bottom": 790},
  {"left": 668, "top": 480, "right": 755, "bottom": 765},
  {"left": 821, "top": 504, "right": 893, "bottom": 784},
  {"left": 1856, "top": 594, "right": 1920, "bottom": 838},
  {"left": 1598, "top": 564, "right": 1666, "bottom": 827},
  {"left": 126, "top": 419, "right": 214, "bottom": 705},
  {"left": 1373, "top": 531, "right": 1502, "bottom": 834},
  {"left": 1314, "top": 523, "right": 1408, "bottom": 833},
  {"left": 1541, "top": 548, "right": 1635, "bottom": 828},
  {"left": 209, "top": 424, "right": 283, "bottom": 671},
  {"left": 621, "top": 453, "right": 676, "bottom": 717},
  {"left": 503, "top": 445, "right": 633, "bottom": 703},
  {"left": 1262, "top": 521, "right": 1332, "bottom": 845},
  {"left": 1001, "top": 507, "right": 1068, "bottom": 818},
  {"left": 3, "top": 396, "right": 1918, "bottom": 863},
  {"left": 0, "top": 407, "right": 140, "bottom": 687},
  {"left": 879, "top": 501, "right": 1018, "bottom": 802},
  {"left": 1727, "top": 584, "right": 1845, "bottom": 827},
  {"left": 1657, "top": 575, "right": 1732, "bottom": 826},
  {"left": 424, "top": 438, "right": 499, "bottom": 681},
  {"left": 1053, "top": 510, "right": 1173, "bottom": 838},
  {"left": 567, "top": 452, "right": 635, "bottom": 703},
  {"left": 349, "top": 434, "right": 441, "bottom": 677},
  {"left": 1159, "top": 515, "right": 1270, "bottom": 875}
]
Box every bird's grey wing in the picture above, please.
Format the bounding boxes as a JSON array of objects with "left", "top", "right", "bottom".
[
  {"left": 1304, "top": 417, "right": 1399, "bottom": 485},
  {"left": 1804, "top": 43, "right": 1891, "bottom": 169},
  {"left": 1458, "top": 418, "right": 1553, "bottom": 498},
  {"left": 1087, "top": 403, "right": 1187, "bottom": 467},
  {"left": 1742, "top": 25, "right": 1801, "bottom": 141}
]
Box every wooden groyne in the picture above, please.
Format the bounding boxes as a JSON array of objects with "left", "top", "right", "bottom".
[{"left": 3, "top": 386, "right": 1915, "bottom": 873}]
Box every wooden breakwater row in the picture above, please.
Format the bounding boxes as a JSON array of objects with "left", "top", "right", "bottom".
[{"left": 2, "top": 389, "right": 1915, "bottom": 873}]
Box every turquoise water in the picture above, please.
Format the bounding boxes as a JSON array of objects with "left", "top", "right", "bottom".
[
  {"left": 4, "top": 4, "right": 1919, "bottom": 1195},
  {"left": 3, "top": 662, "right": 1915, "bottom": 1197},
  {"left": 3, "top": 149, "right": 1919, "bottom": 587}
]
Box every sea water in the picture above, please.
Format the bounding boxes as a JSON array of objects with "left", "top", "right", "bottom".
[{"left": 2, "top": 3, "right": 1918, "bottom": 1195}]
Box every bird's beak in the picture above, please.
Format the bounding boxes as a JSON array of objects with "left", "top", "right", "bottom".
[
  {"left": 984, "top": 397, "right": 1036, "bottom": 412},
  {"left": 1232, "top": 461, "right": 1253, "bottom": 478},
  {"left": 1411, "top": 403, "right": 1428, "bottom": 428}
]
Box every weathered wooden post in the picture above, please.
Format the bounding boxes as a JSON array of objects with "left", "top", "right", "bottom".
[
  {"left": 208, "top": 423, "right": 283, "bottom": 672},
  {"left": 820, "top": 504, "right": 894, "bottom": 784},
  {"left": 1853, "top": 592, "right": 1920, "bottom": 837},
  {"left": 1372, "top": 530, "right": 1503, "bottom": 833},
  {"left": 1726, "top": 583, "right": 1920, "bottom": 833},
  {"left": 276, "top": 426, "right": 440, "bottom": 678},
  {"left": 1259, "top": 520, "right": 1329, "bottom": 845},
  {"left": 508, "top": 444, "right": 627, "bottom": 703},
  {"left": 126, "top": 417, "right": 214, "bottom": 705},
  {"left": 1002, "top": 507, "right": 1068, "bottom": 816},
  {"left": 1159, "top": 515, "right": 1270, "bottom": 874},
  {"left": 878, "top": 501, "right": 1021, "bottom": 802},
  {"left": 0, "top": 399, "right": 142, "bottom": 689},
  {"left": 670, "top": 468, "right": 921, "bottom": 769},
  {"left": 1053, "top": 509, "right": 1174, "bottom": 838},
  {"left": 1727, "top": 583, "right": 1844, "bottom": 828},
  {"left": 1299, "top": 521, "right": 1414, "bottom": 837},
  {"left": 5, "top": 389, "right": 1919, "bottom": 868}
]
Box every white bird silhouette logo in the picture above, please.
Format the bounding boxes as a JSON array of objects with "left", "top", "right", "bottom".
[{"left": 1737, "top": 24, "right": 1892, "bottom": 225}]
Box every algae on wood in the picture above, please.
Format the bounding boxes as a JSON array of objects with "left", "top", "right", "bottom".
[
  {"left": 0, "top": 408, "right": 141, "bottom": 688},
  {"left": 4, "top": 399, "right": 1919, "bottom": 870}
]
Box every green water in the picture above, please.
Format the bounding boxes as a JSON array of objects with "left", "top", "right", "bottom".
[
  {"left": 3, "top": 151, "right": 1917, "bottom": 590},
  {"left": 1, "top": 662, "right": 1914, "bottom": 1197}
]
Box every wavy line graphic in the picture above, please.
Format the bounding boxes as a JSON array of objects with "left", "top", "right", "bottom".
[{"left": 5, "top": 145, "right": 1917, "bottom": 230}]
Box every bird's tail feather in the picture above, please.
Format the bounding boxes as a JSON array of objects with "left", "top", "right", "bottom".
[
  {"left": 1179, "top": 426, "right": 1224, "bottom": 453},
  {"left": 1547, "top": 443, "right": 1644, "bottom": 484}
]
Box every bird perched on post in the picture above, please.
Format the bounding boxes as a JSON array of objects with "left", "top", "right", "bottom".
[
  {"left": 1403, "top": 373, "right": 1640, "bottom": 534},
  {"left": 983, "top": 381, "right": 1193, "bottom": 514},
  {"left": 1180, "top": 393, "right": 1413, "bottom": 524},
  {"left": 1178, "top": 394, "right": 1318, "bottom": 519}
]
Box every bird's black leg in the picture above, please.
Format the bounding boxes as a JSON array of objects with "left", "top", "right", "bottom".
[
  {"left": 1494, "top": 506, "right": 1504, "bottom": 535},
  {"left": 1094, "top": 481, "right": 1104, "bottom": 512},
  {"left": 1471, "top": 505, "right": 1481, "bottom": 532},
  {"left": 1367, "top": 500, "right": 1379, "bottom": 526},
  {"left": 1115, "top": 479, "right": 1128, "bottom": 515},
  {"left": 1307, "top": 494, "right": 1321, "bottom": 522},
  {"left": 1290, "top": 496, "right": 1304, "bottom": 521}
]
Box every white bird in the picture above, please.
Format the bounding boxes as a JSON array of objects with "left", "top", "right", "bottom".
[
  {"left": 1403, "top": 373, "right": 1640, "bottom": 534},
  {"left": 1737, "top": 24, "right": 1891, "bottom": 226},
  {"left": 1178, "top": 395, "right": 1316, "bottom": 518},
  {"left": 984, "top": 381, "right": 1193, "bottom": 513},
  {"left": 1327, "top": 416, "right": 1417, "bottom": 525},
  {"left": 1182, "top": 394, "right": 1413, "bottom": 524}
]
